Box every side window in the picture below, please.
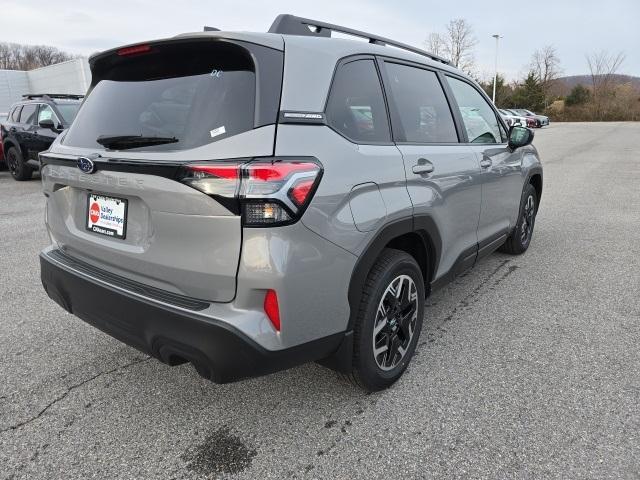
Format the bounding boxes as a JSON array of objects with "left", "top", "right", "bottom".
[
  {"left": 446, "top": 76, "right": 504, "bottom": 144},
  {"left": 19, "top": 104, "right": 37, "bottom": 125},
  {"left": 326, "top": 59, "right": 390, "bottom": 143},
  {"left": 384, "top": 63, "right": 458, "bottom": 143},
  {"left": 10, "top": 106, "right": 22, "bottom": 122},
  {"left": 497, "top": 117, "right": 508, "bottom": 142},
  {"left": 38, "top": 104, "right": 57, "bottom": 124}
]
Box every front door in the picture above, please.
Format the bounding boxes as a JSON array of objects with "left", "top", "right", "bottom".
[
  {"left": 33, "top": 104, "right": 60, "bottom": 156},
  {"left": 444, "top": 75, "right": 523, "bottom": 252}
]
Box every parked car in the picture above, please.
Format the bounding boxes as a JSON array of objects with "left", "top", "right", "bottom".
[
  {"left": 39, "top": 15, "right": 542, "bottom": 391},
  {"left": 511, "top": 108, "right": 549, "bottom": 127},
  {"left": 0, "top": 113, "right": 7, "bottom": 165},
  {"left": 504, "top": 110, "right": 538, "bottom": 128},
  {"left": 498, "top": 109, "right": 526, "bottom": 127},
  {"left": 1, "top": 94, "right": 82, "bottom": 180}
]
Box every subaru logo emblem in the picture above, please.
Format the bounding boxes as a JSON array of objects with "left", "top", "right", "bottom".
[{"left": 77, "top": 157, "right": 95, "bottom": 174}]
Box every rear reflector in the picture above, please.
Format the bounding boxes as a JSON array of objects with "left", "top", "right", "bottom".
[
  {"left": 117, "top": 44, "right": 152, "bottom": 56},
  {"left": 264, "top": 289, "right": 281, "bottom": 331}
]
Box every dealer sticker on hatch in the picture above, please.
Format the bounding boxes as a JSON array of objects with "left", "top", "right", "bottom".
[{"left": 86, "top": 194, "right": 128, "bottom": 239}]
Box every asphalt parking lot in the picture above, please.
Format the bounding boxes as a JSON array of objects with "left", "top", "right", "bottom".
[{"left": 1, "top": 122, "right": 639, "bottom": 479}]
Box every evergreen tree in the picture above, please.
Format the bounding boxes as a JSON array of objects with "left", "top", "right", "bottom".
[
  {"left": 511, "top": 72, "right": 545, "bottom": 112},
  {"left": 480, "top": 74, "right": 512, "bottom": 108},
  {"left": 565, "top": 84, "right": 591, "bottom": 106}
]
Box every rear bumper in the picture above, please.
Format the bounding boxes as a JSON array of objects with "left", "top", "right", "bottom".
[{"left": 40, "top": 249, "right": 346, "bottom": 383}]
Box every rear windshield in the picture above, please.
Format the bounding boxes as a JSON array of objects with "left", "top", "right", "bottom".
[{"left": 63, "top": 41, "right": 259, "bottom": 151}]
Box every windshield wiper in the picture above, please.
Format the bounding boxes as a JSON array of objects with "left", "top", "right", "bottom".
[{"left": 96, "top": 135, "right": 178, "bottom": 150}]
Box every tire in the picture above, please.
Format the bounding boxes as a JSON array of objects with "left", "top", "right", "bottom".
[
  {"left": 500, "top": 183, "right": 538, "bottom": 255},
  {"left": 6, "top": 146, "right": 33, "bottom": 181},
  {"left": 348, "top": 248, "right": 425, "bottom": 391}
]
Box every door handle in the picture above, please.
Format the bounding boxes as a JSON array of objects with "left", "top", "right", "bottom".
[
  {"left": 480, "top": 158, "right": 492, "bottom": 168},
  {"left": 412, "top": 159, "right": 434, "bottom": 175}
]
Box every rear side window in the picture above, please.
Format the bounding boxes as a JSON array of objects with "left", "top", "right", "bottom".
[
  {"left": 446, "top": 76, "right": 504, "bottom": 144},
  {"left": 326, "top": 59, "right": 390, "bottom": 144},
  {"left": 19, "top": 104, "right": 37, "bottom": 125},
  {"left": 63, "top": 41, "right": 277, "bottom": 151},
  {"left": 10, "top": 106, "right": 22, "bottom": 122},
  {"left": 384, "top": 63, "right": 458, "bottom": 143}
]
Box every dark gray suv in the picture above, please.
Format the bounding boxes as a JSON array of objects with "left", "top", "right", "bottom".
[{"left": 39, "top": 15, "right": 542, "bottom": 391}]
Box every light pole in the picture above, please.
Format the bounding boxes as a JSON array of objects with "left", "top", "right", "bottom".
[{"left": 492, "top": 34, "right": 502, "bottom": 104}]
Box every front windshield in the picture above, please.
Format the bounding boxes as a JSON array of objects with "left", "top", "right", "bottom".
[{"left": 56, "top": 103, "right": 81, "bottom": 124}]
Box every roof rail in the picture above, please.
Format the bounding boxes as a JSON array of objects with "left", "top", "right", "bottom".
[
  {"left": 268, "top": 14, "right": 450, "bottom": 65},
  {"left": 22, "top": 93, "right": 84, "bottom": 100}
]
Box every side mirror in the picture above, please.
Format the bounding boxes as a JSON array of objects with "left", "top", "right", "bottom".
[
  {"left": 39, "top": 118, "right": 56, "bottom": 130},
  {"left": 508, "top": 125, "right": 534, "bottom": 150}
]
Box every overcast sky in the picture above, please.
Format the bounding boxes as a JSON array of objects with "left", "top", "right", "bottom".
[{"left": 2, "top": 0, "right": 639, "bottom": 80}]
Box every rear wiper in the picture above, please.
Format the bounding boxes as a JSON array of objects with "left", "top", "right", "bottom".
[{"left": 96, "top": 135, "right": 178, "bottom": 150}]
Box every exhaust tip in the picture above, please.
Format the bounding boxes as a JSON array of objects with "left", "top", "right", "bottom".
[{"left": 155, "top": 342, "right": 214, "bottom": 380}]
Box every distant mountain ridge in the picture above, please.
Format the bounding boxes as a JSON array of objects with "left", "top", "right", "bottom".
[{"left": 556, "top": 74, "right": 640, "bottom": 91}]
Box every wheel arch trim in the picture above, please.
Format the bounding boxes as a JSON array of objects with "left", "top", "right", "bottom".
[
  {"left": 525, "top": 167, "right": 543, "bottom": 206},
  {"left": 346, "top": 215, "right": 442, "bottom": 332}
]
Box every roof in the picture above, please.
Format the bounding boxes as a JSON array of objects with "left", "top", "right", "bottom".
[
  {"left": 87, "top": 26, "right": 468, "bottom": 112},
  {"left": 276, "top": 34, "right": 463, "bottom": 112}
]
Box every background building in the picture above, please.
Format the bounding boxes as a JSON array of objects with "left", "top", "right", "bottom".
[{"left": 0, "top": 58, "right": 90, "bottom": 113}]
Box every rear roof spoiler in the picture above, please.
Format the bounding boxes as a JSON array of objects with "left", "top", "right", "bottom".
[
  {"left": 22, "top": 93, "right": 84, "bottom": 100},
  {"left": 268, "top": 14, "right": 450, "bottom": 65}
]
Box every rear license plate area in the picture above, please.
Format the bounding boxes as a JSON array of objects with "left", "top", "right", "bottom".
[{"left": 86, "top": 193, "right": 128, "bottom": 239}]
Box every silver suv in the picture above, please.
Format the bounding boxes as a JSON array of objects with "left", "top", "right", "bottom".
[{"left": 39, "top": 15, "right": 542, "bottom": 391}]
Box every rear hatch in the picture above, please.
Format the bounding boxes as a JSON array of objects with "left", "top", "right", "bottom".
[{"left": 41, "top": 36, "right": 283, "bottom": 302}]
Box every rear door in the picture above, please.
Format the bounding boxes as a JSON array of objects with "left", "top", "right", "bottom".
[
  {"left": 444, "top": 75, "right": 523, "bottom": 251},
  {"left": 2, "top": 105, "right": 21, "bottom": 149},
  {"left": 16, "top": 103, "right": 38, "bottom": 159},
  {"left": 380, "top": 60, "right": 482, "bottom": 280},
  {"left": 40, "top": 38, "right": 284, "bottom": 302}
]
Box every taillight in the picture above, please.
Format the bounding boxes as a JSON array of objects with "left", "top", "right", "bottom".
[
  {"left": 264, "top": 289, "right": 281, "bottom": 331},
  {"left": 179, "top": 158, "right": 322, "bottom": 226}
]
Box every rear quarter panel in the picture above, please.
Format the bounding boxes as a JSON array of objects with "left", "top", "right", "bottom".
[{"left": 275, "top": 124, "right": 413, "bottom": 255}]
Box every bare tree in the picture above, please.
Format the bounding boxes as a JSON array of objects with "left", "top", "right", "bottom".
[
  {"left": 587, "top": 50, "right": 625, "bottom": 95},
  {"left": 0, "top": 42, "right": 74, "bottom": 70},
  {"left": 586, "top": 50, "right": 625, "bottom": 118},
  {"left": 530, "top": 45, "right": 562, "bottom": 107},
  {"left": 442, "top": 19, "right": 477, "bottom": 73},
  {"left": 424, "top": 32, "right": 446, "bottom": 57}
]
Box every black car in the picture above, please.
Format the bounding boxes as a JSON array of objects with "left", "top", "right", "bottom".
[{"left": 1, "top": 94, "right": 82, "bottom": 180}]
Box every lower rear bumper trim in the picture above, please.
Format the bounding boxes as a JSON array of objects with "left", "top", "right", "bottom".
[{"left": 40, "top": 251, "right": 346, "bottom": 383}]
